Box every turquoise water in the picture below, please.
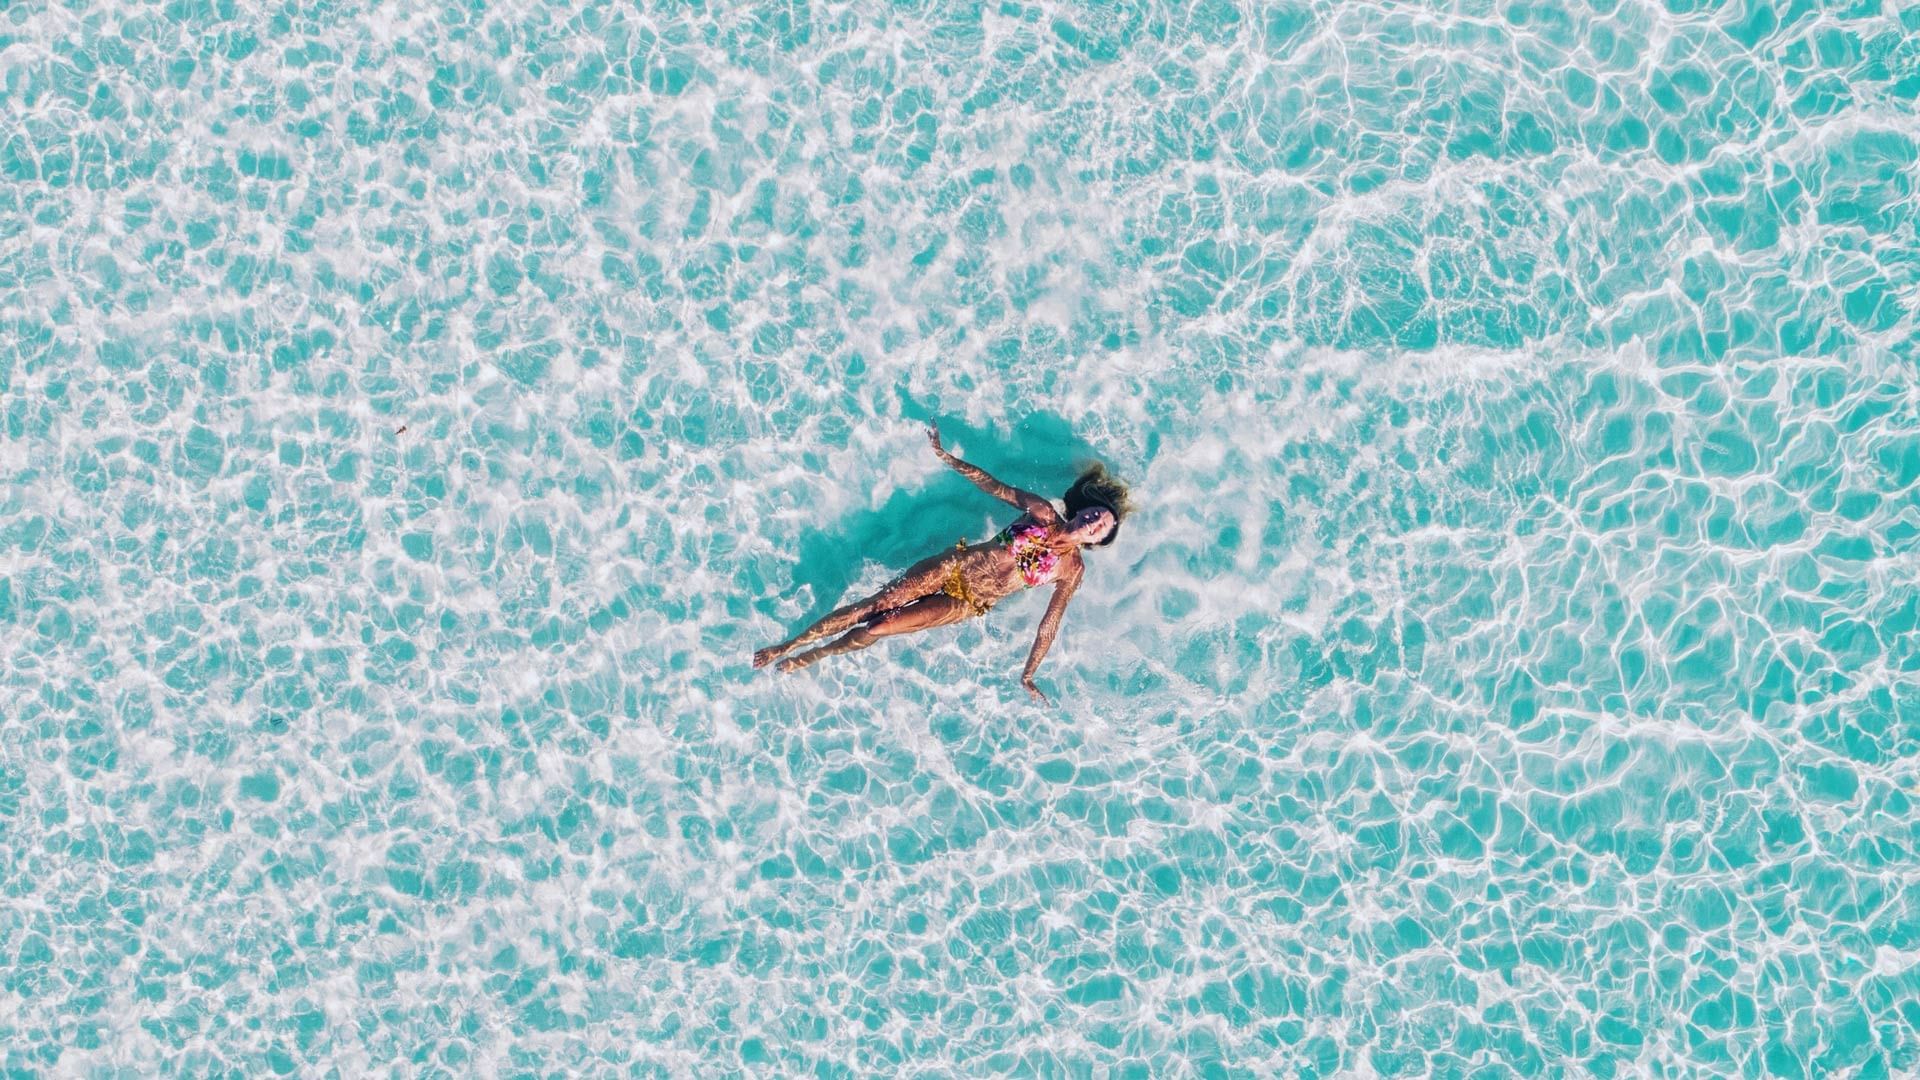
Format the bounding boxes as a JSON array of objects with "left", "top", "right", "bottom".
[{"left": 3, "top": 0, "right": 1919, "bottom": 1073}]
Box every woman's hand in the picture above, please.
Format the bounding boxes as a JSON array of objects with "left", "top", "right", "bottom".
[
  {"left": 927, "top": 422, "right": 948, "bottom": 458},
  {"left": 1023, "top": 678, "right": 1050, "bottom": 705}
]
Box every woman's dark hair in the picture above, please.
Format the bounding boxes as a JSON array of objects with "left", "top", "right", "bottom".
[{"left": 1062, "top": 464, "right": 1132, "bottom": 547}]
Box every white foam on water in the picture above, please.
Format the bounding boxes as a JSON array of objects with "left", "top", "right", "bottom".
[{"left": 5, "top": 0, "right": 1919, "bottom": 1073}]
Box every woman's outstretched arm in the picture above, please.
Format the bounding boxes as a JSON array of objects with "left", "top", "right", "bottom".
[
  {"left": 927, "top": 423, "right": 1060, "bottom": 523},
  {"left": 1020, "top": 560, "right": 1083, "bottom": 703}
]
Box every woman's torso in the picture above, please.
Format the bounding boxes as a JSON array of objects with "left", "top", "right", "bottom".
[{"left": 952, "top": 512, "right": 1075, "bottom": 601}]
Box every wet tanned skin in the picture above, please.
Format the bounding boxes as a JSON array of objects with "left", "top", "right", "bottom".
[{"left": 753, "top": 424, "right": 1115, "bottom": 704}]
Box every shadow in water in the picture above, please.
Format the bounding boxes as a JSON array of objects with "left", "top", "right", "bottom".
[{"left": 785, "top": 411, "right": 1105, "bottom": 626}]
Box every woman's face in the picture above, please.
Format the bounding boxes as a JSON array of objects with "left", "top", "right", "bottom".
[{"left": 1068, "top": 506, "right": 1116, "bottom": 546}]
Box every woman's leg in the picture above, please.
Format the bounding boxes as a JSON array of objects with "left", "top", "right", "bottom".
[
  {"left": 753, "top": 552, "right": 952, "bottom": 668},
  {"left": 775, "top": 594, "right": 972, "bottom": 673}
]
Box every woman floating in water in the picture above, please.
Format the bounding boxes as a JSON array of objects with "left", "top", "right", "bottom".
[{"left": 754, "top": 423, "right": 1131, "bottom": 703}]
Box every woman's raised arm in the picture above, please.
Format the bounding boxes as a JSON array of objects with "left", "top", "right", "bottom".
[{"left": 927, "top": 423, "right": 1060, "bottom": 523}]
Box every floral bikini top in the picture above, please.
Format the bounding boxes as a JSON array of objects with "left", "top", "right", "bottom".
[{"left": 996, "top": 520, "right": 1059, "bottom": 587}]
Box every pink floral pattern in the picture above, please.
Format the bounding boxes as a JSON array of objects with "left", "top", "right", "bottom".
[{"left": 1004, "top": 522, "right": 1058, "bottom": 587}]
